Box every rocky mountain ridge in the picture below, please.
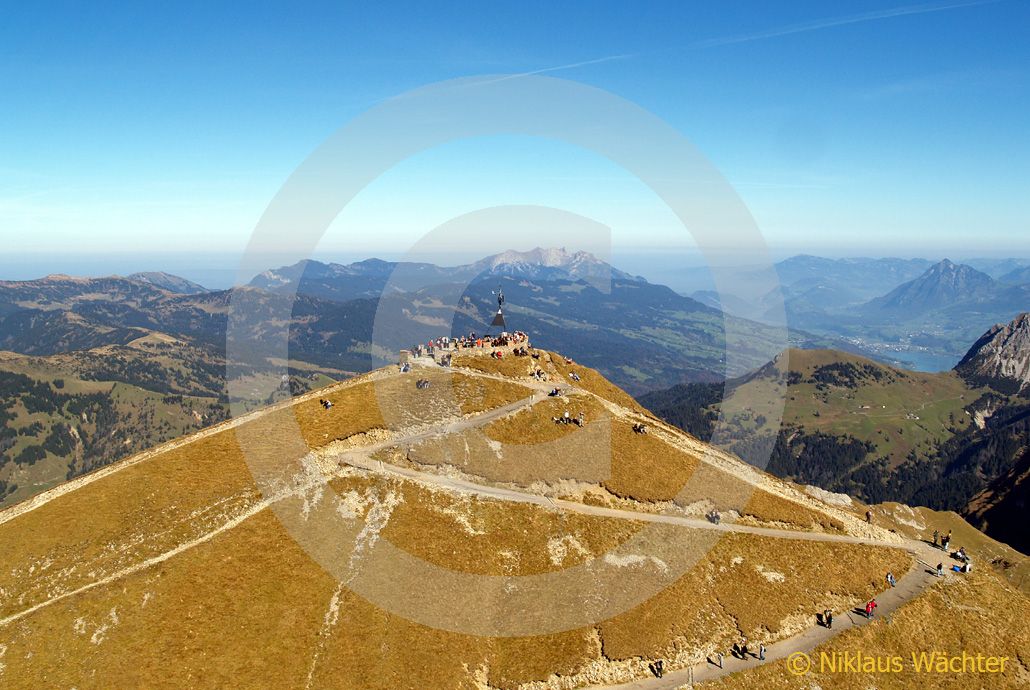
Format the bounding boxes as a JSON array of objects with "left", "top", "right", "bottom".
[{"left": 956, "top": 312, "right": 1030, "bottom": 394}]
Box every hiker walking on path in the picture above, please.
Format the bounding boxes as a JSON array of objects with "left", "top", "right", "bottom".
[
  {"left": 740, "top": 637, "right": 749, "bottom": 659},
  {"left": 937, "top": 562, "right": 944, "bottom": 577},
  {"left": 886, "top": 571, "right": 896, "bottom": 588},
  {"left": 823, "top": 609, "right": 833, "bottom": 629},
  {"left": 933, "top": 529, "right": 939, "bottom": 547},
  {"left": 652, "top": 660, "right": 664, "bottom": 678},
  {"left": 865, "top": 599, "right": 877, "bottom": 619},
  {"left": 759, "top": 643, "right": 766, "bottom": 661}
]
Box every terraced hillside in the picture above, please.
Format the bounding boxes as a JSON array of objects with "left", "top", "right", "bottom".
[{"left": 0, "top": 346, "right": 1025, "bottom": 689}]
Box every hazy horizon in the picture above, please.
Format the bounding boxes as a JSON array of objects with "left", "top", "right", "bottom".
[{"left": 2, "top": 247, "right": 1028, "bottom": 294}]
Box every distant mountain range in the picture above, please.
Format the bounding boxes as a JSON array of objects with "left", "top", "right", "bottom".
[
  {"left": 689, "top": 255, "right": 935, "bottom": 320},
  {"left": 250, "top": 247, "right": 642, "bottom": 301},
  {"left": 721, "top": 257, "right": 1030, "bottom": 371},
  {"left": 0, "top": 249, "right": 805, "bottom": 398},
  {"left": 250, "top": 247, "right": 797, "bottom": 391}
]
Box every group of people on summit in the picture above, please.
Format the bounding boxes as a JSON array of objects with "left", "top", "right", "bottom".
[{"left": 411, "top": 330, "right": 529, "bottom": 357}]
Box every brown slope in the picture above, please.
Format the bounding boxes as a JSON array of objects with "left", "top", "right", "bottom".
[{"left": 0, "top": 350, "right": 985, "bottom": 689}]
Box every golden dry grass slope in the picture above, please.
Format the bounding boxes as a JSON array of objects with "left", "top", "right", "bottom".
[{"left": 0, "top": 347, "right": 1024, "bottom": 689}]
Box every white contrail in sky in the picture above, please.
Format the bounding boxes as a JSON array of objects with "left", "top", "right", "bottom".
[
  {"left": 468, "top": 53, "right": 634, "bottom": 87},
  {"left": 693, "top": 0, "right": 1001, "bottom": 48},
  {"left": 370, "top": 53, "right": 633, "bottom": 106}
]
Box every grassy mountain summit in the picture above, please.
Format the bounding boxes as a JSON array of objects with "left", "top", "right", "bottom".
[
  {"left": 4, "top": 343, "right": 1022, "bottom": 688},
  {"left": 644, "top": 348, "right": 976, "bottom": 449},
  {"left": 642, "top": 317, "right": 1030, "bottom": 554}
]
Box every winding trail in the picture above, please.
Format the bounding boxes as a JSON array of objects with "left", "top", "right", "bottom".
[
  {"left": 589, "top": 542, "right": 949, "bottom": 689},
  {"left": 0, "top": 353, "right": 957, "bottom": 690},
  {"left": 333, "top": 445, "right": 907, "bottom": 550}
]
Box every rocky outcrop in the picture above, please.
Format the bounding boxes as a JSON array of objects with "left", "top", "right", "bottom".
[{"left": 955, "top": 312, "right": 1030, "bottom": 395}]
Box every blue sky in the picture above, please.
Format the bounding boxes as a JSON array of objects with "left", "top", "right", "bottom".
[{"left": 1, "top": 1, "right": 1028, "bottom": 283}]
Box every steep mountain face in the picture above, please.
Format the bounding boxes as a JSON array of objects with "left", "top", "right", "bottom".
[
  {"left": 964, "top": 438, "right": 1030, "bottom": 554},
  {"left": 862, "top": 259, "right": 996, "bottom": 316},
  {"left": 955, "top": 313, "right": 1030, "bottom": 394},
  {"left": 126, "top": 271, "right": 209, "bottom": 294}
]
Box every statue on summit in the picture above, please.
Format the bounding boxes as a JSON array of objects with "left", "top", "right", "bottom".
[{"left": 491, "top": 286, "right": 506, "bottom": 329}]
